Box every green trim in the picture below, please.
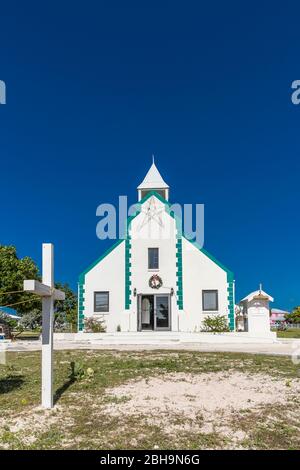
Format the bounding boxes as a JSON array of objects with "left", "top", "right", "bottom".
[
  {"left": 227, "top": 280, "right": 235, "bottom": 331},
  {"left": 125, "top": 237, "right": 131, "bottom": 309},
  {"left": 124, "top": 205, "right": 141, "bottom": 309},
  {"left": 78, "top": 280, "right": 85, "bottom": 332},
  {"left": 175, "top": 232, "right": 184, "bottom": 310}
]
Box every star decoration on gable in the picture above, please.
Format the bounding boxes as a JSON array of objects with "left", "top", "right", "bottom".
[{"left": 138, "top": 196, "right": 165, "bottom": 230}]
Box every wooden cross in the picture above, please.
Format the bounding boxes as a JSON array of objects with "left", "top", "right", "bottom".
[{"left": 23, "top": 244, "right": 65, "bottom": 408}]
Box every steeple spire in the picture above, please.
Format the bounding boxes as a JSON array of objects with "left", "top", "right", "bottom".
[{"left": 137, "top": 158, "right": 169, "bottom": 201}]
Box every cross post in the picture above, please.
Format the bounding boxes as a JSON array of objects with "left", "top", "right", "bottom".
[{"left": 23, "top": 243, "right": 65, "bottom": 408}]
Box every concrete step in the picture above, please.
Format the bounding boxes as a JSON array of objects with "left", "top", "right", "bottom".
[{"left": 53, "top": 332, "right": 277, "bottom": 344}]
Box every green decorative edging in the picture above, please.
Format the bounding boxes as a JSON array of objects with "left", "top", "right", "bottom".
[
  {"left": 78, "top": 281, "right": 85, "bottom": 331},
  {"left": 174, "top": 223, "right": 183, "bottom": 310},
  {"left": 227, "top": 276, "right": 235, "bottom": 331},
  {"left": 125, "top": 237, "right": 132, "bottom": 309},
  {"left": 124, "top": 205, "right": 141, "bottom": 310},
  {"left": 176, "top": 245, "right": 183, "bottom": 308}
]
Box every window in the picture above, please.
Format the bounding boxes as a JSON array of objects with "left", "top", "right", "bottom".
[
  {"left": 141, "top": 189, "right": 166, "bottom": 200},
  {"left": 94, "top": 291, "right": 109, "bottom": 312},
  {"left": 148, "top": 248, "right": 159, "bottom": 270},
  {"left": 202, "top": 290, "right": 218, "bottom": 311}
]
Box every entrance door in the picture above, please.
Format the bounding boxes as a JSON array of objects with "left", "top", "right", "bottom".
[
  {"left": 137, "top": 294, "right": 171, "bottom": 331},
  {"left": 154, "top": 295, "right": 171, "bottom": 330},
  {"left": 138, "top": 295, "right": 154, "bottom": 331}
]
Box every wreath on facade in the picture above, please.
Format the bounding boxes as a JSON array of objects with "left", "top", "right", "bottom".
[{"left": 149, "top": 274, "right": 163, "bottom": 289}]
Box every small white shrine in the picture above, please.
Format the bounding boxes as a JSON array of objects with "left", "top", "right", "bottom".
[{"left": 239, "top": 286, "right": 276, "bottom": 339}]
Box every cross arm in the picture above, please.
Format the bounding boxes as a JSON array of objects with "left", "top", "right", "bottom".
[{"left": 23, "top": 280, "right": 65, "bottom": 300}]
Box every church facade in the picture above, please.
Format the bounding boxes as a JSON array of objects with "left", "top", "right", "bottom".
[{"left": 78, "top": 162, "right": 235, "bottom": 333}]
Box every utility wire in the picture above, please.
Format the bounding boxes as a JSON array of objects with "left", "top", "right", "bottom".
[
  {"left": 0, "top": 290, "right": 25, "bottom": 295},
  {"left": 0, "top": 298, "right": 39, "bottom": 309}
]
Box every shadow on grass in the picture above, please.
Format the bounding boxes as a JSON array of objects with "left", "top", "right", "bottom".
[
  {"left": 54, "top": 361, "right": 78, "bottom": 405},
  {"left": 0, "top": 376, "right": 24, "bottom": 394}
]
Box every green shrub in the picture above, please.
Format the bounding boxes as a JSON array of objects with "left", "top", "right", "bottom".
[
  {"left": 70, "top": 361, "right": 85, "bottom": 380},
  {"left": 84, "top": 317, "right": 106, "bottom": 333},
  {"left": 69, "top": 362, "right": 95, "bottom": 382},
  {"left": 201, "top": 315, "right": 230, "bottom": 333},
  {"left": 277, "top": 323, "right": 287, "bottom": 331}
]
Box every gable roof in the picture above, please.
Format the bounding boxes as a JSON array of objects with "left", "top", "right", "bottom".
[
  {"left": 271, "top": 308, "right": 289, "bottom": 314},
  {"left": 137, "top": 162, "right": 169, "bottom": 190},
  {"left": 240, "top": 289, "right": 274, "bottom": 303},
  {"left": 79, "top": 190, "right": 233, "bottom": 282}
]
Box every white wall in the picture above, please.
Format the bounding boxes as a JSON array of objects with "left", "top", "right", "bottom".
[
  {"left": 83, "top": 195, "right": 230, "bottom": 333},
  {"left": 84, "top": 242, "right": 127, "bottom": 332},
  {"left": 247, "top": 299, "right": 272, "bottom": 337},
  {"left": 181, "top": 237, "right": 229, "bottom": 331}
]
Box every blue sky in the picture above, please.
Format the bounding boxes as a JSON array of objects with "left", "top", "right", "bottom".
[{"left": 0, "top": 1, "right": 299, "bottom": 310}]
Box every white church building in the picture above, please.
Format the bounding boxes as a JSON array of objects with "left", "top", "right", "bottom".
[{"left": 78, "top": 162, "right": 235, "bottom": 333}]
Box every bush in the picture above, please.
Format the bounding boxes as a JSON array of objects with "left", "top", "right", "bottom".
[
  {"left": 70, "top": 361, "right": 85, "bottom": 380},
  {"left": 201, "top": 315, "right": 230, "bottom": 333},
  {"left": 0, "top": 311, "right": 14, "bottom": 338},
  {"left": 277, "top": 322, "right": 287, "bottom": 331},
  {"left": 69, "top": 362, "right": 95, "bottom": 382},
  {"left": 84, "top": 317, "right": 106, "bottom": 333}
]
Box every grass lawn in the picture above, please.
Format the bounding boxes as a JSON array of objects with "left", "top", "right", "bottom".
[
  {"left": 12, "top": 331, "right": 40, "bottom": 341},
  {"left": 276, "top": 329, "right": 300, "bottom": 339},
  {"left": 0, "top": 350, "right": 300, "bottom": 450}
]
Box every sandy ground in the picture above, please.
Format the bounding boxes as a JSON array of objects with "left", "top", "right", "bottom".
[
  {"left": 103, "top": 371, "right": 300, "bottom": 438},
  {"left": 1, "top": 370, "right": 300, "bottom": 449},
  {"left": 105, "top": 371, "right": 293, "bottom": 415},
  {"left": 4, "top": 338, "right": 300, "bottom": 356}
]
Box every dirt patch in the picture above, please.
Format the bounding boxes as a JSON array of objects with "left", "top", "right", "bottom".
[
  {"left": 103, "top": 371, "right": 300, "bottom": 443},
  {"left": 105, "top": 371, "right": 298, "bottom": 415},
  {"left": 0, "top": 405, "right": 74, "bottom": 446}
]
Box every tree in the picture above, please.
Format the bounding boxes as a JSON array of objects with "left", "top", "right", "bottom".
[
  {"left": 13, "top": 283, "right": 77, "bottom": 331},
  {"left": 19, "top": 308, "right": 42, "bottom": 330},
  {"left": 0, "top": 245, "right": 77, "bottom": 330},
  {"left": 54, "top": 283, "right": 77, "bottom": 331},
  {"left": 285, "top": 307, "right": 300, "bottom": 324},
  {"left": 0, "top": 245, "right": 41, "bottom": 314},
  {"left": 0, "top": 310, "right": 18, "bottom": 330}
]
